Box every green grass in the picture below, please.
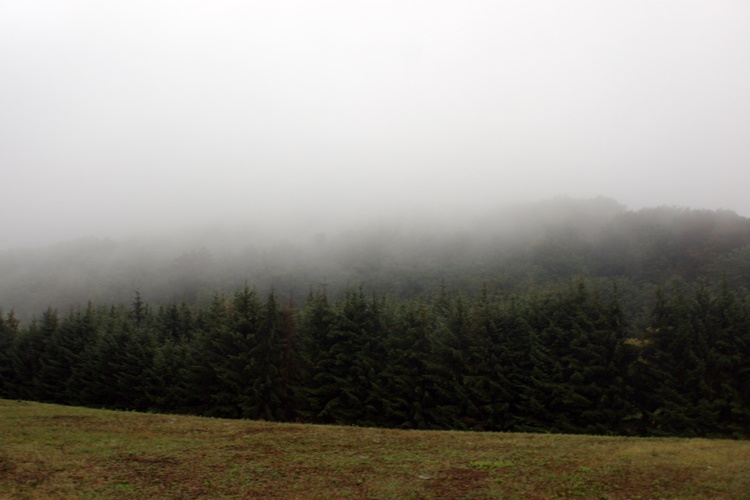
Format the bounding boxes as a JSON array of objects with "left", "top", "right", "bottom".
[{"left": 1, "top": 399, "right": 749, "bottom": 498}]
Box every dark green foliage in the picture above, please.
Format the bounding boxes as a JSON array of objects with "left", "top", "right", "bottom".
[
  {"left": 241, "top": 290, "right": 290, "bottom": 421},
  {"left": 180, "top": 293, "right": 238, "bottom": 417},
  {"left": 711, "top": 244, "right": 750, "bottom": 288},
  {"left": 459, "top": 289, "right": 511, "bottom": 431},
  {"left": 35, "top": 305, "right": 101, "bottom": 404},
  {"left": 632, "top": 280, "right": 750, "bottom": 437},
  {"left": 300, "top": 287, "right": 388, "bottom": 426},
  {"left": 2, "top": 278, "right": 749, "bottom": 438},
  {"left": 380, "top": 299, "right": 462, "bottom": 429},
  {"left": 4, "top": 200, "right": 750, "bottom": 436},
  {"left": 0, "top": 309, "right": 20, "bottom": 398}
]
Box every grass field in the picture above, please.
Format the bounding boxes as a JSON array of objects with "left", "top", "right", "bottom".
[{"left": 1, "top": 399, "right": 749, "bottom": 499}]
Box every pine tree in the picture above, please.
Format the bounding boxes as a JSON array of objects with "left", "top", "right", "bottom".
[
  {"left": 9, "top": 310, "right": 56, "bottom": 401},
  {"left": 144, "top": 339, "right": 192, "bottom": 412},
  {"left": 69, "top": 305, "right": 155, "bottom": 410},
  {"left": 243, "top": 290, "right": 288, "bottom": 420},
  {"left": 460, "top": 288, "right": 512, "bottom": 431},
  {"left": 181, "top": 293, "right": 238, "bottom": 417},
  {"left": 35, "top": 305, "right": 98, "bottom": 404},
  {"left": 494, "top": 296, "right": 536, "bottom": 431},
  {"left": 155, "top": 302, "right": 195, "bottom": 344},
  {"left": 381, "top": 300, "right": 433, "bottom": 429},
  {"left": 703, "top": 281, "right": 750, "bottom": 437},
  {"left": 301, "top": 287, "right": 386, "bottom": 425},
  {"left": 633, "top": 280, "right": 714, "bottom": 436},
  {"left": 0, "top": 309, "right": 20, "bottom": 398},
  {"left": 298, "top": 287, "right": 335, "bottom": 420}
]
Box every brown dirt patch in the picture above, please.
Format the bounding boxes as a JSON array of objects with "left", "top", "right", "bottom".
[{"left": 424, "top": 467, "right": 490, "bottom": 498}]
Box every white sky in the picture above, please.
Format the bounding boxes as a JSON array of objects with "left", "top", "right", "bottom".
[{"left": 1, "top": 1, "right": 749, "bottom": 247}]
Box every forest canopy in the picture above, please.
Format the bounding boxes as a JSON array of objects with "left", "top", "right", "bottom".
[{"left": 1, "top": 278, "right": 749, "bottom": 438}]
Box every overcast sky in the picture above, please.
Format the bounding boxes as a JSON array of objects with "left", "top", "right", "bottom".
[{"left": 2, "top": 1, "right": 749, "bottom": 248}]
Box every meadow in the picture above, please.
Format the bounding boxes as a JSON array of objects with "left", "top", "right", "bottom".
[{"left": 1, "top": 399, "right": 749, "bottom": 498}]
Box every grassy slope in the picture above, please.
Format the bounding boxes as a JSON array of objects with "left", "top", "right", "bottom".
[{"left": 1, "top": 400, "right": 749, "bottom": 499}]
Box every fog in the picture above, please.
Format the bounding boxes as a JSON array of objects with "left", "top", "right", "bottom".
[{"left": 2, "top": 1, "right": 750, "bottom": 249}]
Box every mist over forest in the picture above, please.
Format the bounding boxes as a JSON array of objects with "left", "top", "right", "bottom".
[
  {"left": 2, "top": 197, "right": 750, "bottom": 323},
  {"left": 3, "top": 196, "right": 750, "bottom": 438},
  {"left": 2, "top": 2, "right": 750, "bottom": 438}
]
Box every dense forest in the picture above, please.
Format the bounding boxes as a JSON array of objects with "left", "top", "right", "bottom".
[
  {"left": 2, "top": 198, "right": 750, "bottom": 437},
  {"left": 1, "top": 279, "right": 749, "bottom": 437}
]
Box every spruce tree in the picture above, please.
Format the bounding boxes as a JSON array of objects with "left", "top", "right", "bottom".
[
  {"left": 0, "top": 310, "right": 20, "bottom": 398},
  {"left": 461, "top": 288, "right": 512, "bottom": 431},
  {"left": 244, "top": 290, "right": 288, "bottom": 421}
]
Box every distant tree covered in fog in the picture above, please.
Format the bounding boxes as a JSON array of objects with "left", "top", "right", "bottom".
[
  {"left": 2, "top": 198, "right": 749, "bottom": 324},
  {"left": 1, "top": 278, "right": 749, "bottom": 438}
]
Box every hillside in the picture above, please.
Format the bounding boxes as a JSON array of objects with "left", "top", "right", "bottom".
[
  {"left": 1, "top": 399, "right": 748, "bottom": 498},
  {"left": 2, "top": 198, "right": 750, "bottom": 323},
  {"left": 3, "top": 276, "right": 749, "bottom": 438},
  {"left": 3, "top": 198, "right": 750, "bottom": 439}
]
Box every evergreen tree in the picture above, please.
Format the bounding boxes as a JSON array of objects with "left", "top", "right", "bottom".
[
  {"left": 35, "top": 306, "right": 97, "bottom": 404},
  {"left": 298, "top": 287, "right": 333, "bottom": 420},
  {"left": 8, "top": 312, "right": 53, "bottom": 401},
  {"left": 427, "top": 292, "right": 468, "bottom": 429},
  {"left": 301, "top": 287, "right": 386, "bottom": 425},
  {"left": 493, "top": 296, "right": 536, "bottom": 431},
  {"left": 460, "top": 288, "right": 512, "bottom": 431},
  {"left": 2, "top": 277, "right": 748, "bottom": 437},
  {"left": 69, "top": 305, "right": 155, "bottom": 410},
  {"left": 701, "top": 281, "right": 750, "bottom": 437},
  {"left": 0, "top": 309, "right": 20, "bottom": 398},
  {"left": 155, "top": 302, "right": 195, "bottom": 344},
  {"left": 633, "top": 280, "right": 717, "bottom": 436},
  {"left": 181, "top": 293, "right": 236, "bottom": 417},
  {"left": 381, "top": 300, "right": 431, "bottom": 428},
  {"left": 143, "top": 339, "right": 191, "bottom": 412},
  {"left": 243, "top": 290, "right": 288, "bottom": 420}
]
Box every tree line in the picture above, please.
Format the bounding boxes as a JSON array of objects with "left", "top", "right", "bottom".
[{"left": 1, "top": 278, "right": 748, "bottom": 438}]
